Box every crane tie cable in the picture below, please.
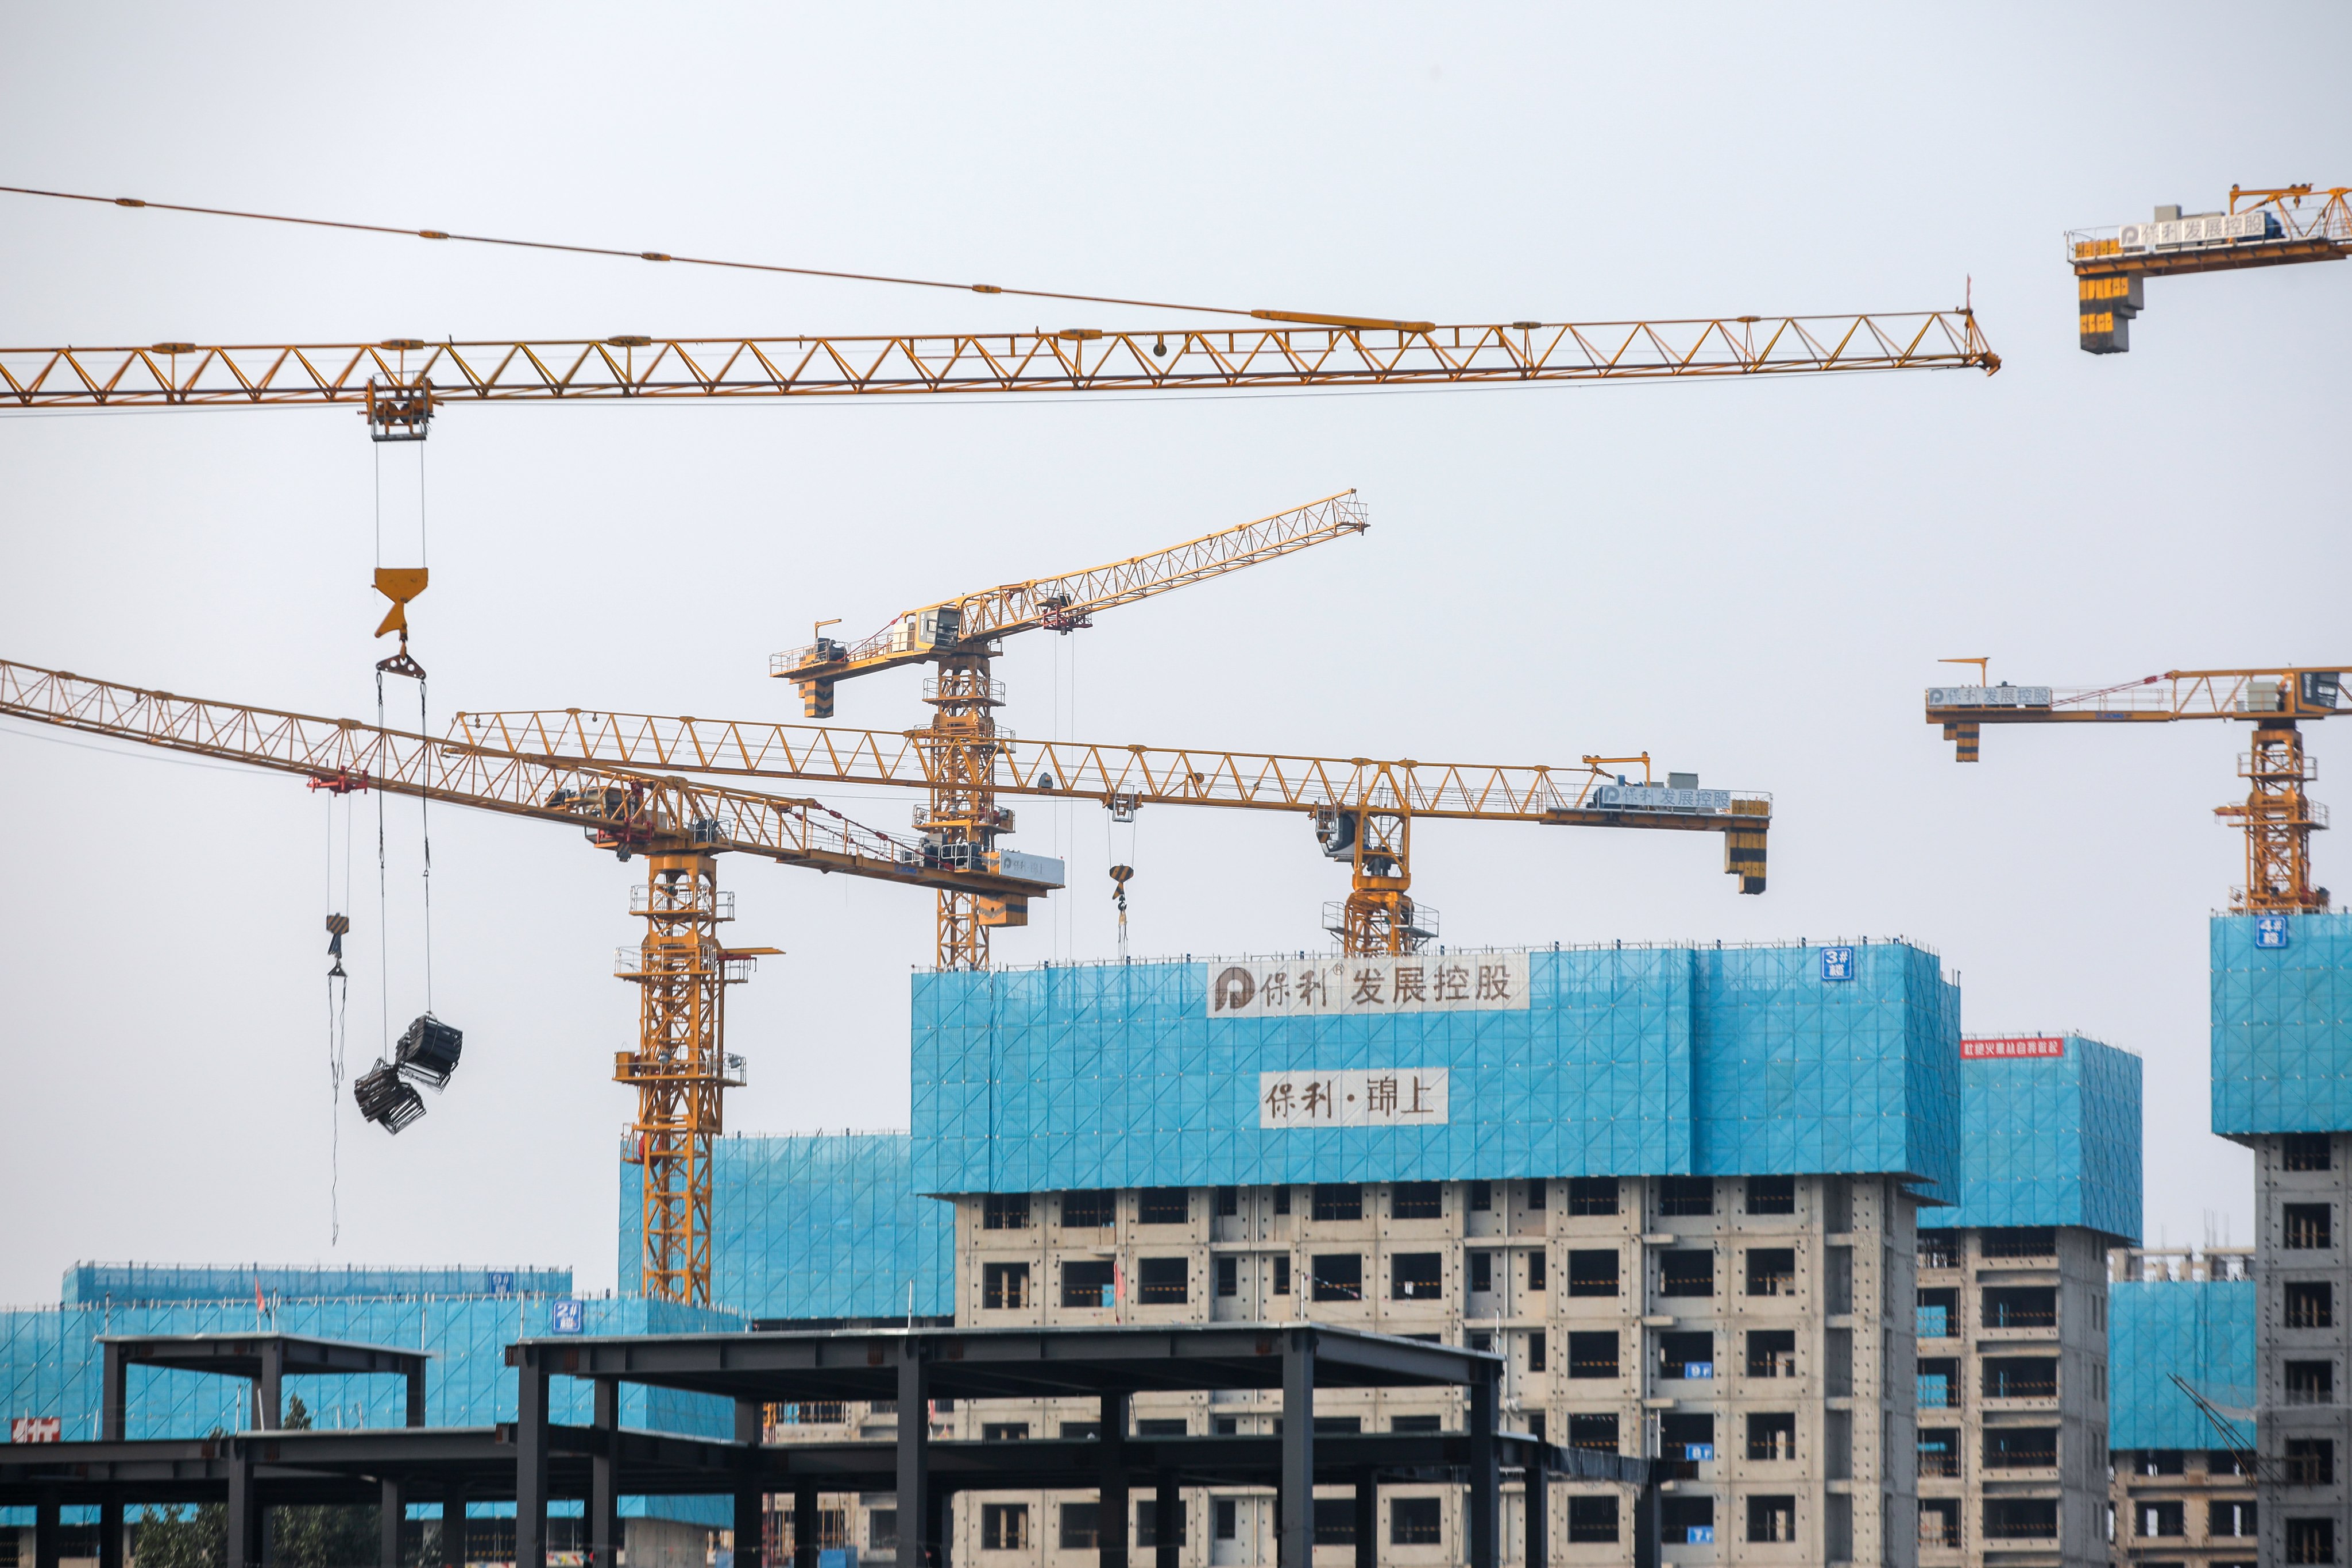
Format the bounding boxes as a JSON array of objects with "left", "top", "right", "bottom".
[{"left": 0, "top": 183, "right": 1280, "bottom": 320}]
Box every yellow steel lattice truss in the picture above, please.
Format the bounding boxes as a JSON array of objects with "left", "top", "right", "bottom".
[
  {"left": 450, "top": 707, "right": 1776, "bottom": 955},
  {"left": 0, "top": 311, "right": 1998, "bottom": 414}
]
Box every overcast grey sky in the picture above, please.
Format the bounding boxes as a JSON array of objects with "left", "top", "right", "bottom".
[{"left": 2, "top": 5, "right": 2346, "bottom": 1303}]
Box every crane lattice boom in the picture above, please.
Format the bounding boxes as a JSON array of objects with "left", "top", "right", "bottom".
[
  {"left": 0, "top": 659, "right": 1052, "bottom": 895},
  {"left": 453, "top": 706, "right": 1763, "bottom": 827},
  {"left": 775, "top": 491, "right": 1368, "bottom": 687},
  {"left": 0, "top": 311, "right": 1998, "bottom": 413}
]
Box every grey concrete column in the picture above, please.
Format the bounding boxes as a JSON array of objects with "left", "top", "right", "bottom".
[
  {"left": 441, "top": 1481, "right": 468, "bottom": 1568},
  {"left": 1154, "top": 1474, "right": 1179, "bottom": 1568},
  {"left": 896, "top": 1342, "right": 930, "bottom": 1568},
  {"left": 1099, "top": 1391, "right": 1130, "bottom": 1568},
  {"left": 791, "top": 1485, "right": 820, "bottom": 1568},
  {"left": 225, "top": 1457, "right": 257, "bottom": 1568},
  {"left": 592, "top": 1380, "right": 621, "bottom": 1568},
  {"left": 515, "top": 1353, "right": 551, "bottom": 1568},
  {"left": 735, "top": 1400, "right": 766, "bottom": 1568},
  {"left": 34, "top": 1489, "right": 61, "bottom": 1568},
  {"left": 1521, "top": 1465, "right": 1547, "bottom": 1568},
  {"left": 98, "top": 1495, "right": 123, "bottom": 1568},
  {"left": 1466, "top": 1373, "right": 1497, "bottom": 1568},
  {"left": 1350, "top": 1471, "right": 1375, "bottom": 1568},
  {"left": 257, "top": 1341, "right": 285, "bottom": 1430},
  {"left": 1280, "top": 1331, "right": 1315, "bottom": 1568},
  {"left": 380, "top": 1479, "right": 405, "bottom": 1568},
  {"left": 102, "top": 1343, "right": 128, "bottom": 1442}
]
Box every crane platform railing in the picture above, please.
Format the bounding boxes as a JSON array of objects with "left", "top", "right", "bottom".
[
  {"left": 0, "top": 310, "right": 1998, "bottom": 410},
  {"left": 1926, "top": 669, "right": 2346, "bottom": 720}
]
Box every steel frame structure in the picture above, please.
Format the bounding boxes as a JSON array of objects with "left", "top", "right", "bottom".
[
  {"left": 0, "top": 311, "right": 1998, "bottom": 415},
  {"left": 0, "top": 658, "right": 1057, "bottom": 1305},
  {"left": 1926, "top": 665, "right": 2345, "bottom": 912},
  {"left": 2, "top": 1325, "right": 1656, "bottom": 1568}
]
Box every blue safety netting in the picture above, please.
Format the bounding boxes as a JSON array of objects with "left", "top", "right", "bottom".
[
  {"left": 2212, "top": 913, "right": 2352, "bottom": 1136},
  {"left": 619, "top": 1134, "right": 953, "bottom": 1322},
  {"left": 2109, "top": 1278, "right": 2255, "bottom": 1450},
  {"left": 910, "top": 941, "right": 1959, "bottom": 1197},
  {"left": 1919, "top": 1036, "right": 2141, "bottom": 1242}
]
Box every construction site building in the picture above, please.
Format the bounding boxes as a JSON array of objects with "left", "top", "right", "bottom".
[
  {"left": 2211, "top": 912, "right": 2352, "bottom": 1568},
  {"left": 910, "top": 940, "right": 1961, "bottom": 1568},
  {"left": 2103, "top": 1249, "right": 2258, "bottom": 1568},
  {"left": 1914, "top": 1034, "right": 2141, "bottom": 1568}
]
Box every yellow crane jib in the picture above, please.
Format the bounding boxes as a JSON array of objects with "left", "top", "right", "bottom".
[
  {"left": 446, "top": 706, "right": 1775, "bottom": 948},
  {"left": 0, "top": 311, "right": 2001, "bottom": 414},
  {"left": 1925, "top": 664, "right": 2347, "bottom": 913},
  {"left": 775, "top": 491, "right": 1370, "bottom": 716}
]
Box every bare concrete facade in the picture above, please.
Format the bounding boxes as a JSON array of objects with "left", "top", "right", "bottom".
[
  {"left": 926, "top": 1175, "right": 1918, "bottom": 1567},
  {"left": 1913, "top": 1226, "right": 2111, "bottom": 1568},
  {"left": 2251, "top": 1132, "right": 2352, "bottom": 1568}
]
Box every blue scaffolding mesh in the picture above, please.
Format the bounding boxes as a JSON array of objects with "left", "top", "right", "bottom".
[
  {"left": 59, "top": 1264, "right": 573, "bottom": 1308},
  {"left": 2109, "top": 1278, "right": 2256, "bottom": 1450},
  {"left": 911, "top": 942, "right": 1959, "bottom": 1196},
  {"left": 1, "top": 1271, "right": 738, "bottom": 1527},
  {"left": 2212, "top": 913, "right": 2352, "bottom": 1136},
  {"left": 619, "top": 1135, "right": 953, "bottom": 1320},
  {"left": 1919, "top": 1036, "right": 2142, "bottom": 1242}
]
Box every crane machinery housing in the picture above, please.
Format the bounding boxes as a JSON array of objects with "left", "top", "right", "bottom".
[
  {"left": 2070, "top": 184, "right": 2349, "bottom": 353},
  {"left": 1926, "top": 665, "right": 2346, "bottom": 913},
  {"left": 0, "top": 658, "right": 1061, "bottom": 1305}
]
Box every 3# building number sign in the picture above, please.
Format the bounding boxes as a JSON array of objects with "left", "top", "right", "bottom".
[{"left": 1820, "top": 946, "right": 1855, "bottom": 982}]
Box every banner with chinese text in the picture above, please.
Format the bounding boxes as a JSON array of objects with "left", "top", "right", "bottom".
[
  {"left": 1260, "top": 1068, "right": 1451, "bottom": 1128},
  {"left": 1208, "top": 953, "right": 1529, "bottom": 1017}
]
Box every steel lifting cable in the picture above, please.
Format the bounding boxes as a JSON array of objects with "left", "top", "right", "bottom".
[
  {"left": 0, "top": 184, "right": 1438, "bottom": 329},
  {"left": 324, "top": 794, "right": 347, "bottom": 1246},
  {"left": 416, "top": 441, "right": 434, "bottom": 1014}
]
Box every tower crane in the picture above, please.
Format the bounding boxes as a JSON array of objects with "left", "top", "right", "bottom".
[
  {"left": 1926, "top": 665, "right": 2347, "bottom": 912},
  {"left": 775, "top": 492, "right": 1368, "bottom": 967},
  {"left": 0, "top": 657, "right": 1061, "bottom": 1304},
  {"left": 451, "top": 708, "right": 1772, "bottom": 954},
  {"left": 2069, "top": 183, "right": 2349, "bottom": 353}
]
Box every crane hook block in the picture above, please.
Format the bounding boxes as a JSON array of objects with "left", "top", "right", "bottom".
[{"left": 373, "top": 567, "right": 430, "bottom": 638}]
